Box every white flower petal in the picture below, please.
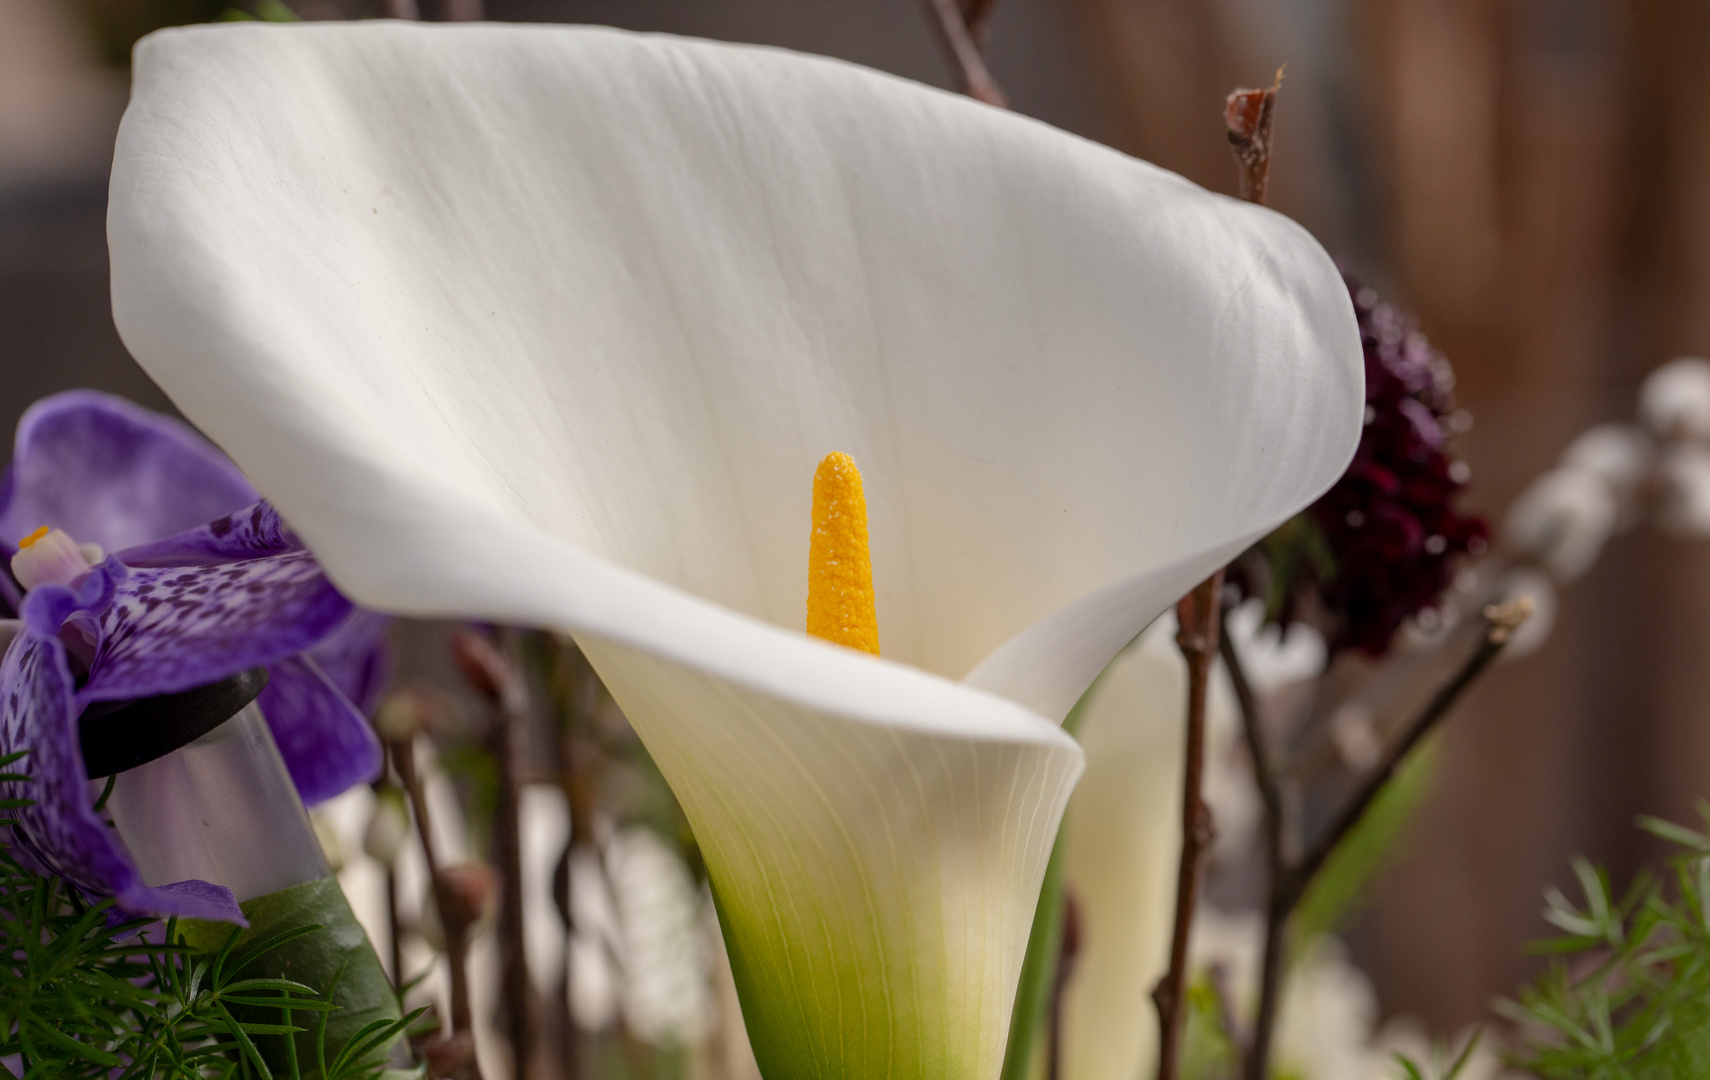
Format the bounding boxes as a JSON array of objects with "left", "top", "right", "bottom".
[
  {"left": 108, "top": 22, "right": 1361, "bottom": 1079},
  {"left": 1502, "top": 466, "right": 1616, "bottom": 580},
  {"left": 112, "top": 23, "right": 1360, "bottom": 716},
  {"left": 1640, "top": 356, "right": 1710, "bottom": 441},
  {"left": 1655, "top": 445, "right": 1710, "bottom": 536},
  {"left": 604, "top": 827, "right": 713, "bottom": 1045},
  {"left": 520, "top": 785, "right": 571, "bottom": 997},
  {"left": 1560, "top": 424, "right": 1653, "bottom": 501},
  {"left": 1059, "top": 646, "right": 1183, "bottom": 1080},
  {"left": 580, "top": 634, "right": 1080, "bottom": 1077}
]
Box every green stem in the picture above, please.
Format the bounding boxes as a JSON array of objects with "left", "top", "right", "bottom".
[{"left": 997, "top": 685, "right": 1099, "bottom": 1080}]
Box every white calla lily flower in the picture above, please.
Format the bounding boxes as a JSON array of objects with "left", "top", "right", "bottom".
[
  {"left": 108, "top": 22, "right": 1361, "bottom": 1080},
  {"left": 1059, "top": 643, "right": 1188, "bottom": 1080}
]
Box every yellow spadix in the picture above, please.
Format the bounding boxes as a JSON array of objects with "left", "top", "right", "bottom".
[{"left": 806, "top": 451, "right": 880, "bottom": 655}]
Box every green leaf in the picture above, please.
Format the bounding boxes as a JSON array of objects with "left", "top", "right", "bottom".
[{"left": 188, "top": 877, "right": 400, "bottom": 1079}]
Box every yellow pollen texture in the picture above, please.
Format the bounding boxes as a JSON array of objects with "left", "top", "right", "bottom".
[
  {"left": 807, "top": 452, "right": 879, "bottom": 656},
  {"left": 18, "top": 526, "right": 49, "bottom": 549}
]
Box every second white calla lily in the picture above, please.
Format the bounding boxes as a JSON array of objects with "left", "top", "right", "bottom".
[{"left": 108, "top": 22, "right": 1362, "bottom": 1080}]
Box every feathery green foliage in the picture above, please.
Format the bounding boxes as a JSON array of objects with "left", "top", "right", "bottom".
[
  {"left": 0, "top": 750, "right": 424, "bottom": 1079},
  {"left": 1501, "top": 808, "right": 1710, "bottom": 1079}
]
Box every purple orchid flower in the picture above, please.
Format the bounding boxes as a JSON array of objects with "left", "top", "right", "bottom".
[{"left": 0, "top": 391, "right": 388, "bottom": 921}]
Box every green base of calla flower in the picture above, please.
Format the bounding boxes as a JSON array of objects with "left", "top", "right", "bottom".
[{"left": 179, "top": 876, "right": 401, "bottom": 1078}]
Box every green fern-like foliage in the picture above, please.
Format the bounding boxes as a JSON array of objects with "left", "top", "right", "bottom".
[
  {"left": 1501, "top": 810, "right": 1710, "bottom": 1079},
  {"left": 0, "top": 750, "right": 423, "bottom": 1079}
]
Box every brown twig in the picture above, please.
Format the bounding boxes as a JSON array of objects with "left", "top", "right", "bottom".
[
  {"left": 1152, "top": 572, "right": 1224, "bottom": 1080},
  {"left": 922, "top": 0, "right": 1008, "bottom": 107},
  {"left": 440, "top": 0, "right": 483, "bottom": 19},
  {"left": 452, "top": 629, "right": 536, "bottom": 1080},
  {"left": 380, "top": 0, "right": 420, "bottom": 18},
  {"left": 1291, "top": 599, "right": 1531, "bottom": 889},
  {"left": 1224, "top": 70, "right": 1284, "bottom": 205},
  {"left": 391, "top": 734, "right": 484, "bottom": 1079},
  {"left": 1233, "top": 598, "right": 1531, "bottom": 1080},
  {"left": 1140, "top": 79, "right": 1291, "bottom": 1080},
  {"left": 1219, "top": 630, "right": 1286, "bottom": 1079},
  {"left": 959, "top": 0, "right": 1000, "bottom": 40},
  {"left": 1150, "top": 74, "right": 1289, "bottom": 1080}
]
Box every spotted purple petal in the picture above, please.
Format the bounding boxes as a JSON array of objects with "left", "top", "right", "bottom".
[
  {"left": 81, "top": 551, "right": 352, "bottom": 704},
  {"left": 0, "top": 391, "right": 256, "bottom": 557},
  {"left": 19, "top": 557, "right": 124, "bottom": 637},
  {"left": 260, "top": 655, "right": 382, "bottom": 806},
  {"left": 0, "top": 630, "right": 244, "bottom": 923},
  {"left": 117, "top": 500, "right": 301, "bottom": 568},
  {"left": 305, "top": 608, "right": 393, "bottom": 718}
]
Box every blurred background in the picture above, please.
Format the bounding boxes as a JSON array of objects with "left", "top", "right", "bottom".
[{"left": 4, "top": 0, "right": 1709, "bottom": 1049}]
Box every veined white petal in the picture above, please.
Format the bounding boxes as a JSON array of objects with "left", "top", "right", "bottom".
[
  {"left": 109, "top": 23, "right": 1360, "bottom": 1080},
  {"left": 579, "top": 634, "right": 1080, "bottom": 1078}
]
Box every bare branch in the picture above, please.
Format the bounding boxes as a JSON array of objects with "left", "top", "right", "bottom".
[
  {"left": 1289, "top": 598, "right": 1531, "bottom": 893},
  {"left": 1152, "top": 571, "right": 1224, "bottom": 1080},
  {"left": 922, "top": 0, "right": 1008, "bottom": 107}
]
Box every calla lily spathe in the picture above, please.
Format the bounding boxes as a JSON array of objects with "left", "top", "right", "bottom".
[{"left": 108, "top": 22, "right": 1363, "bottom": 1080}]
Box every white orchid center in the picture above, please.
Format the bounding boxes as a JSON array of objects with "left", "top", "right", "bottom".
[
  {"left": 806, "top": 452, "right": 880, "bottom": 655},
  {"left": 11, "top": 526, "right": 103, "bottom": 591}
]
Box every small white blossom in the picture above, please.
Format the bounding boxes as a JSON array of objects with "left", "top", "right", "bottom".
[
  {"left": 1640, "top": 357, "right": 1710, "bottom": 441},
  {"left": 1561, "top": 424, "right": 1653, "bottom": 527},
  {"left": 1654, "top": 445, "right": 1710, "bottom": 536},
  {"left": 360, "top": 787, "right": 410, "bottom": 867},
  {"left": 606, "top": 827, "right": 714, "bottom": 1046},
  {"left": 1503, "top": 467, "right": 1617, "bottom": 580}
]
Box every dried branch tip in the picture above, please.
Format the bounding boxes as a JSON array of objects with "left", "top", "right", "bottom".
[
  {"left": 1483, "top": 596, "right": 1536, "bottom": 644},
  {"left": 1224, "top": 68, "right": 1284, "bottom": 139},
  {"left": 1225, "top": 67, "right": 1285, "bottom": 205}
]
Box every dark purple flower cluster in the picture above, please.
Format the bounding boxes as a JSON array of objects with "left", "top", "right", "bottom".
[{"left": 1237, "top": 276, "right": 1487, "bottom": 656}]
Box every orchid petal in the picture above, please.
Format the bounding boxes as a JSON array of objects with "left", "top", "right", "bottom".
[
  {"left": 259, "top": 654, "right": 382, "bottom": 805},
  {"left": 109, "top": 23, "right": 1361, "bottom": 1079},
  {"left": 83, "top": 550, "right": 352, "bottom": 703},
  {"left": 0, "top": 390, "right": 256, "bottom": 556},
  {"left": 116, "top": 499, "right": 301, "bottom": 567},
  {"left": 302, "top": 607, "right": 392, "bottom": 718},
  {"left": 0, "top": 630, "right": 243, "bottom": 923}
]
